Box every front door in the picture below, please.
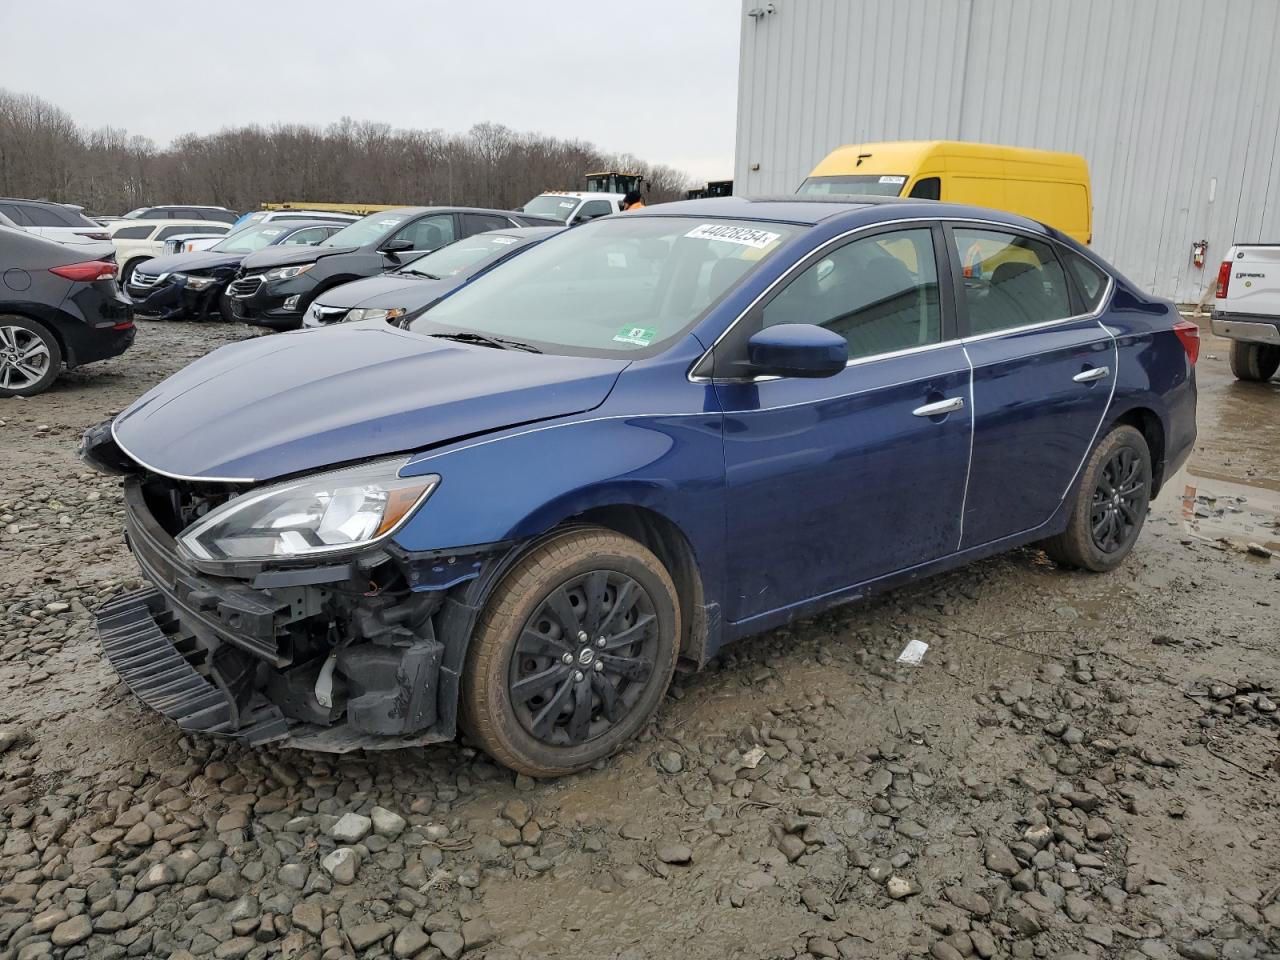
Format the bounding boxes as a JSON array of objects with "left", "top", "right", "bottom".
[
  {"left": 948, "top": 225, "right": 1116, "bottom": 547},
  {"left": 715, "top": 224, "right": 973, "bottom": 623}
]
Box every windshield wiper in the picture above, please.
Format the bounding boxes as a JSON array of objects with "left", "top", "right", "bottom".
[
  {"left": 396, "top": 270, "right": 439, "bottom": 279},
  {"left": 427, "top": 331, "right": 542, "bottom": 353}
]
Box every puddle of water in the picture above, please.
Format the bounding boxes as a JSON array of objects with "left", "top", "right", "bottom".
[{"left": 1156, "top": 464, "right": 1280, "bottom": 554}]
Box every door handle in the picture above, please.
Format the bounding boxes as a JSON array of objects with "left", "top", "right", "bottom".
[
  {"left": 1073, "top": 366, "right": 1111, "bottom": 383},
  {"left": 912, "top": 397, "right": 965, "bottom": 417}
]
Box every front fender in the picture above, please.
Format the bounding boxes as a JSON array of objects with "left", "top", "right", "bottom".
[{"left": 393, "top": 411, "right": 726, "bottom": 581}]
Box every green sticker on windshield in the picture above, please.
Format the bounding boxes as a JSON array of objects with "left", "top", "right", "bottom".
[{"left": 613, "top": 325, "right": 657, "bottom": 346}]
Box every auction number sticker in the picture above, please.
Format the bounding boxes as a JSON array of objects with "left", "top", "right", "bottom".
[
  {"left": 490, "top": 237, "right": 518, "bottom": 245},
  {"left": 684, "top": 223, "right": 781, "bottom": 249},
  {"left": 879, "top": 175, "right": 907, "bottom": 184},
  {"left": 378, "top": 218, "right": 404, "bottom": 226},
  {"left": 613, "top": 325, "right": 658, "bottom": 346}
]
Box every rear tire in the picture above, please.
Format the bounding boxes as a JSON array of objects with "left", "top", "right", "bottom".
[
  {"left": 0, "top": 316, "right": 61, "bottom": 398},
  {"left": 1042, "top": 425, "right": 1151, "bottom": 572},
  {"left": 460, "top": 527, "right": 680, "bottom": 777},
  {"left": 1228, "top": 340, "right": 1280, "bottom": 382}
]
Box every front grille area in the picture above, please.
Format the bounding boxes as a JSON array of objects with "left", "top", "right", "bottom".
[
  {"left": 228, "top": 275, "right": 263, "bottom": 298},
  {"left": 131, "top": 271, "right": 162, "bottom": 288}
]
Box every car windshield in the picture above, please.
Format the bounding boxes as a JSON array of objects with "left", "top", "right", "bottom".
[
  {"left": 520, "top": 195, "right": 581, "bottom": 222},
  {"left": 399, "top": 235, "right": 524, "bottom": 279},
  {"left": 211, "top": 224, "right": 291, "bottom": 254},
  {"left": 409, "top": 217, "right": 797, "bottom": 357},
  {"left": 796, "top": 174, "right": 907, "bottom": 197},
  {"left": 321, "top": 212, "right": 409, "bottom": 248}
]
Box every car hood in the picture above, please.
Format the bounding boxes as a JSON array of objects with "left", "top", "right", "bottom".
[
  {"left": 137, "top": 251, "right": 244, "bottom": 276},
  {"left": 111, "top": 322, "right": 627, "bottom": 482},
  {"left": 240, "top": 244, "right": 358, "bottom": 271},
  {"left": 315, "top": 273, "right": 453, "bottom": 311}
]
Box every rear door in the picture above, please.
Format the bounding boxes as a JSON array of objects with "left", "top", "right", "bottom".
[
  {"left": 462, "top": 212, "right": 513, "bottom": 237},
  {"left": 948, "top": 224, "right": 1116, "bottom": 548}
]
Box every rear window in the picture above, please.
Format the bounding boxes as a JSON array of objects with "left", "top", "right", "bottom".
[{"left": 19, "top": 204, "right": 78, "bottom": 228}]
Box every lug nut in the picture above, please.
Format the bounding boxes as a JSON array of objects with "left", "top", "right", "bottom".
[
  {"left": 561, "top": 653, "right": 574, "bottom": 665},
  {"left": 573, "top": 670, "right": 585, "bottom": 683},
  {"left": 596, "top": 637, "right": 607, "bottom": 648},
  {"left": 594, "top": 661, "right": 604, "bottom": 673},
  {"left": 578, "top": 630, "right": 588, "bottom": 643}
]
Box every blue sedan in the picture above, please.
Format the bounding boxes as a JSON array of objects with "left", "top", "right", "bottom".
[{"left": 84, "top": 196, "right": 1198, "bottom": 776}]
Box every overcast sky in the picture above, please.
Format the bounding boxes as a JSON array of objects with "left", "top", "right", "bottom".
[{"left": 0, "top": 1, "right": 741, "bottom": 183}]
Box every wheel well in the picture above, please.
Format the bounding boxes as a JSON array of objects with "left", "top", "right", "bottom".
[
  {"left": 1110, "top": 407, "right": 1166, "bottom": 493},
  {"left": 572, "top": 505, "right": 710, "bottom": 669}
]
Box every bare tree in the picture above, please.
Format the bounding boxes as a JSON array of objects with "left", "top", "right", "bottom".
[{"left": 0, "top": 88, "right": 696, "bottom": 216}]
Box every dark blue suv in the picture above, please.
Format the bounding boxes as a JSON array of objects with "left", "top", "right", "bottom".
[{"left": 83, "top": 196, "right": 1198, "bottom": 776}]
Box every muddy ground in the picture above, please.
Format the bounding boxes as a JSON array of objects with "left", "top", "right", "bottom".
[{"left": 0, "top": 318, "right": 1277, "bottom": 960}]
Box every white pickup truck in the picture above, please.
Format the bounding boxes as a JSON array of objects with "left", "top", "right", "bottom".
[{"left": 1213, "top": 245, "right": 1280, "bottom": 381}]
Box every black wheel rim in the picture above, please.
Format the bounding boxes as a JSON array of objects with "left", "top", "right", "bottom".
[
  {"left": 1090, "top": 446, "right": 1146, "bottom": 553},
  {"left": 508, "top": 570, "right": 658, "bottom": 747}
]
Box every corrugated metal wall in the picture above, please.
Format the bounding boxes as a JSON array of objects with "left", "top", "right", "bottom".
[{"left": 734, "top": 0, "right": 1280, "bottom": 302}]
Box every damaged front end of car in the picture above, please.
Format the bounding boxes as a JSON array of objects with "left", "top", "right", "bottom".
[{"left": 81, "top": 419, "right": 508, "bottom": 753}]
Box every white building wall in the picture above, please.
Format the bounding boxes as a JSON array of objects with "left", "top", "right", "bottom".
[{"left": 734, "top": 0, "right": 1280, "bottom": 302}]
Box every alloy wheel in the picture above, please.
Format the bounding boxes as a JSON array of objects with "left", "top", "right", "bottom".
[
  {"left": 0, "top": 325, "right": 52, "bottom": 391},
  {"left": 508, "top": 570, "right": 658, "bottom": 747},
  {"left": 1089, "top": 447, "right": 1145, "bottom": 553}
]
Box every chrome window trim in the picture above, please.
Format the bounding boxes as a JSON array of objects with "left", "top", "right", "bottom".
[{"left": 688, "top": 215, "right": 1114, "bottom": 384}]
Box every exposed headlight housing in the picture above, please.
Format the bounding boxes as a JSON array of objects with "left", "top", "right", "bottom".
[
  {"left": 178, "top": 458, "right": 439, "bottom": 562},
  {"left": 175, "top": 273, "right": 218, "bottom": 290},
  {"left": 346, "top": 307, "right": 407, "bottom": 323},
  {"left": 264, "top": 263, "right": 314, "bottom": 282}
]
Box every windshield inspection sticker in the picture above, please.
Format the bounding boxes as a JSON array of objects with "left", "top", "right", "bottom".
[
  {"left": 684, "top": 223, "right": 781, "bottom": 249},
  {"left": 613, "top": 325, "right": 657, "bottom": 346},
  {"left": 879, "top": 175, "right": 907, "bottom": 184}
]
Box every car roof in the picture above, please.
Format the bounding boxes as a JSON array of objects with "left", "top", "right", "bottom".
[
  {"left": 628, "top": 194, "right": 1052, "bottom": 234},
  {"left": 0, "top": 196, "right": 73, "bottom": 207},
  {"left": 476, "top": 226, "right": 564, "bottom": 239}
]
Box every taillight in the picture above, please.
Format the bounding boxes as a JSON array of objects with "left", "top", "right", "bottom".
[
  {"left": 1215, "top": 260, "right": 1231, "bottom": 299},
  {"left": 1172, "top": 317, "right": 1200, "bottom": 364},
  {"left": 49, "top": 260, "right": 117, "bottom": 282}
]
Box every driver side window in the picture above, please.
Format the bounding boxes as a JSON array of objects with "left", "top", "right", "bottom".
[
  {"left": 391, "top": 215, "right": 456, "bottom": 252},
  {"left": 761, "top": 227, "right": 941, "bottom": 360}
]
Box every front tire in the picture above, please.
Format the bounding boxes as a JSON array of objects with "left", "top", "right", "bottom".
[
  {"left": 119, "top": 258, "right": 147, "bottom": 287},
  {"left": 1228, "top": 340, "right": 1280, "bottom": 382},
  {"left": 461, "top": 527, "right": 680, "bottom": 777},
  {"left": 1042, "top": 425, "right": 1152, "bottom": 572},
  {"left": 0, "top": 316, "right": 61, "bottom": 397}
]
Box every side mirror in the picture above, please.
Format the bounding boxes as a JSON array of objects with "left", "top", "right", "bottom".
[
  {"left": 746, "top": 323, "right": 847, "bottom": 378},
  {"left": 569, "top": 215, "right": 595, "bottom": 227},
  {"left": 382, "top": 239, "right": 413, "bottom": 254}
]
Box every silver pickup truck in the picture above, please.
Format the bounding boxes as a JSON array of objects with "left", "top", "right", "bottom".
[{"left": 1213, "top": 244, "right": 1280, "bottom": 381}]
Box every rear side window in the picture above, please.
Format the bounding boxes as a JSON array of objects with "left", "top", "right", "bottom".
[
  {"left": 462, "top": 213, "right": 512, "bottom": 235},
  {"left": 0, "top": 203, "right": 30, "bottom": 225},
  {"left": 1061, "top": 249, "right": 1108, "bottom": 311},
  {"left": 156, "top": 225, "right": 224, "bottom": 240},
  {"left": 952, "top": 228, "right": 1072, "bottom": 335},
  {"left": 112, "top": 225, "right": 154, "bottom": 239}
]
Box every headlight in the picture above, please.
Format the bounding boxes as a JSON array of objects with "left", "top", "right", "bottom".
[
  {"left": 346, "top": 307, "right": 407, "bottom": 323},
  {"left": 175, "top": 273, "right": 218, "bottom": 290},
  {"left": 178, "top": 458, "right": 439, "bottom": 562},
  {"left": 264, "top": 263, "right": 314, "bottom": 282}
]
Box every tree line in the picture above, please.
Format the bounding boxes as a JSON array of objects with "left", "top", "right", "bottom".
[{"left": 0, "top": 88, "right": 694, "bottom": 217}]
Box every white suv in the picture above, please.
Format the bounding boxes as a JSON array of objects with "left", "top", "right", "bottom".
[
  {"left": 0, "top": 197, "right": 114, "bottom": 258},
  {"left": 109, "top": 220, "right": 232, "bottom": 283}
]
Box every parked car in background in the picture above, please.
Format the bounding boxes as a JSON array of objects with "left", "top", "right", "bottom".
[
  {"left": 121, "top": 205, "right": 239, "bottom": 224},
  {"left": 0, "top": 225, "right": 134, "bottom": 397},
  {"left": 110, "top": 220, "right": 233, "bottom": 285},
  {"left": 169, "top": 210, "right": 361, "bottom": 255},
  {"left": 0, "top": 197, "right": 114, "bottom": 257},
  {"left": 304, "top": 226, "right": 563, "bottom": 328},
  {"left": 126, "top": 220, "right": 344, "bottom": 322},
  {"left": 519, "top": 191, "right": 625, "bottom": 224},
  {"left": 83, "top": 196, "right": 1196, "bottom": 776},
  {"left": 227, "top": 206, "right": 560, "bottom": 331},
  {"left": 1212, "top": 245, "right": 1280, "bottom": 382}
]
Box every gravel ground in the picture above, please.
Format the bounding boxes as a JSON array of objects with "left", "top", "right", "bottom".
[{"left": 0, "top": 319, "right": 1277, "bottom": 960}]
